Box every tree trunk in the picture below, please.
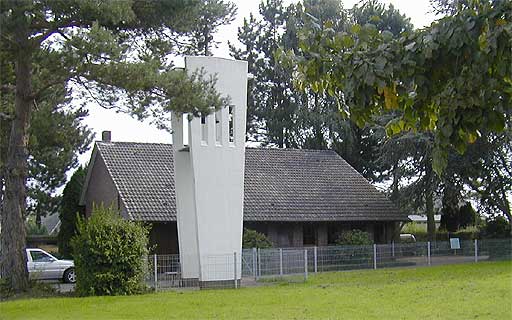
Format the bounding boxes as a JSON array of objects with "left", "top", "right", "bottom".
[
  {"left": 0, "top": 120, "right": 8, "bottom": 217},
  {"left": 425, "top": 162, "right": 436, "bottom": 242},
  {"left": 499, "top": 187, "right": 512, "bottom": 236},
  {"left": 0, "top": 169, "right": 4, "bottom": 222},
  {"left": 35, "top": 211, "right": 42, "bottom": 229},
  {"left": 390, "top": 161, "right": 399, "bottom": 202},
  {"left": 313, "top": 93, "right": 323, "bottom": 148},
  {"left": 495, "top": 169, "right": 512, "bottom": 225},
  {"left": 0, "top": 32, "right": 32, "bottom": 292}
]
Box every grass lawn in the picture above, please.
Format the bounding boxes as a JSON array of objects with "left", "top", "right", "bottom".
[{"left": 1, "top": 261, "right": 511, "bottom": 320}]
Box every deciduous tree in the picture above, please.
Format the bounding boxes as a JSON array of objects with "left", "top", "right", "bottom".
[{"left": 285, "top": 0, "right": 512, "bottom": 175}]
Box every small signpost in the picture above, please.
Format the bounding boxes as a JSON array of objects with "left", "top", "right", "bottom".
[{"left": 450, "top": 238, "right": 460, "bottom": 255}]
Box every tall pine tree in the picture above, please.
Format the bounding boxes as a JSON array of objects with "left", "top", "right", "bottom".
[{"left": 0, "top": 0, "right": 229, "bottom": 292}]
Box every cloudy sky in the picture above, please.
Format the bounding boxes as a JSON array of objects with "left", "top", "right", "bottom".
[{"left": 79, "top": 0, "right": 439, "bottom": 165}]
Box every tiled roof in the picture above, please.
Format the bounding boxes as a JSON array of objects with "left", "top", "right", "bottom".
[
  {"left": 93, "top": 142, "right": 407, "bottom": 222},
  {"left": 97, "top": 142, "right": 175, "bottom": 221},
  {"left": 244, "top": 148, "right": 404, "bottom": 221}
]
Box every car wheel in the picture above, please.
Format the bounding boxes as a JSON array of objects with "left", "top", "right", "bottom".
[{"left": 63, "top": 268, "right": 76, "bottom": 283}]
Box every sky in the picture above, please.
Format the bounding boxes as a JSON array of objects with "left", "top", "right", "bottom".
[{"left": 79, "top": 0, "right": 439, "bottom": 166}]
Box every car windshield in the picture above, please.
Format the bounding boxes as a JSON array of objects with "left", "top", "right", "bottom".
[{"left": 30, "top": 251, "right": 54, "bottom": 262}]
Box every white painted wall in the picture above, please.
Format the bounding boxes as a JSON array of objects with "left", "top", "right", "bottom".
[
  {"left": 171, "top": 113, "right": 200, "bottom": 279},
  {"left": 173, "top": 56, "right": 248, "bottom": 282}
]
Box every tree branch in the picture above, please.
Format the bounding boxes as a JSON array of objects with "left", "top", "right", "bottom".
[
  {"left": 0, "top": 112, "right": 14, "bottom": 120},
  {"left": 31, "top": 77, "right": 71, "bottom": 101},
  {"left": 32, "top": 20, "right": 86, "bottom": 45}
]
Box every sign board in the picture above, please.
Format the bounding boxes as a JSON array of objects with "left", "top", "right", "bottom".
[{"left": 450, "top": 238, "right": 461, "bottom": 250}]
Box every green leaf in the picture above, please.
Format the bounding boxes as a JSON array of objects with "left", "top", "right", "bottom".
[
  {"left": 351, "top": 24, "right": 361, "bottom": 34},
  {"left": 382, "top": 30, "right": 393, "bottom": 41},
  {"left": 488, "top": 111, "right": 505, "bottom": 132},
  {"left": 432, "top": 148, "right": 448, "bottom": 176}
]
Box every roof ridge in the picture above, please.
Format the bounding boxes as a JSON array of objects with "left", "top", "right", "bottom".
[
  {"left": 96, "top": 142, "right": 336, "bottom": 153},
  {"left": 96, "top": 141, "right": 172, "bottom": 146},
  {"left": 246, "top": 147, "right": 335, "bottom": 153}
]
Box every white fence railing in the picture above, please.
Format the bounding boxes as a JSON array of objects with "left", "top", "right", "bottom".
[{"left": 146, "top": 238, "right": 512, "bottom": 290}]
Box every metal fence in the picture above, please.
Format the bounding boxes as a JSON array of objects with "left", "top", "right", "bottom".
[{"left": 146, "top": 238, "right": 511, "bottom": 290}]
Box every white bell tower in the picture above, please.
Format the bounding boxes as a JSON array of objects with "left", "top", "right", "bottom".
[{"left": 171, "top": 56, "right": 248, "bottom": 286}]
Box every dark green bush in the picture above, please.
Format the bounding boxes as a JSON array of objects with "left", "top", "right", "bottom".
[
  {"left": 58, "top": 166, "right": 86, "bottom": 258},
  {"left": 481, "top": 216, "right": 511, "bottom": 239},
  {"left": 326, "top": 230, "right": 373, "bottom": 268},
  {"left": 71, "top": 206, "right": 149, "bottom": 296},
  {"left": 440, "top": 202, "right": 479, "bottom": 232},
  {"left": 242, "top": 228, "right": 272, "bottom": 248},
  {"left": 335, "top": 230, "right": 372, "bottom": 245}
]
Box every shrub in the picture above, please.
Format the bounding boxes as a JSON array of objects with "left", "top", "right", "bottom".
[
  {"left": 481, "top": 216, "right": 511, "bottom": 239},
  {"left": 335, "top": 230, "right": 372, "bottom": 245},
  {"left": 242, "top": 228, "right": 272, "bottom": 248},
  {"left": 71, "top": 206, "right": 149, "bottom": 296},
  {"left": 401, "top": 223, "right": 427, "bottom": 235},
  {"left": 58, "top": 166, "right": 86, "bottom": 258},
  {"left": 1, "top": 279, "right": 58, "bottom": 301},
  {"left": 401, "top": 224, "right": 482, "bottom": 242},
  {"left": 0, "top": 279, "right": 13, "bottom": 300},
  {"left": 25, "top": 217, "right": 48, "bottom": 235},
  {"left": 440, "top": 202, "right": 478, "bottom": 232},
  {"left": 331, "top": 230, "right": 373, "bottom": 268}
]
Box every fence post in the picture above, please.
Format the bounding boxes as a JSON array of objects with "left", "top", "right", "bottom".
[
  {"left": 391, "top": 241, "right": 395, "bottom": 258},
  {"left": 373, "top": 244, "right": 377, "bottom": 270},
  {"left": 427, "top": 241, "right": 431, "bottom": 266},
  {"left": 304, "top": 249, "right": 308, "bottom": 281},
  {"left": 252, "top": 248, "right": 257, "bottom": 281},
  {"left": 257, "top": 248, "right": 261, "bottom": 278},
  {"left": 153, "top": 254, "right": 158, "bottom": 291},
  {"left": 234, "top": 251, "right": 238, "bottom": 289},
  {"left": 314, "top": 246, "right": 318, "bottom": 273},
  {"left": 279, "top": 248, "right": 283, "bottom": 276},
  {"left": 474, "top": 239, "right": 478, "bottom": 263}
]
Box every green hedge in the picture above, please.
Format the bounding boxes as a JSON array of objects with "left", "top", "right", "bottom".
[
  {"left": 71, "top": 206, "right": 149, "bottom": 296},
  {"left": 411, "top": 230, "right": 480, "bottom": 242},
  {"left": 243, "top": 228, "right": 272, "bottom": 248},
  {"left": 335, "top": 230, "right": 373, "bottom": 245}
]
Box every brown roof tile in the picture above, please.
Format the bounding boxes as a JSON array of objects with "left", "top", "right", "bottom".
[{"left": 94, "top": 142, "right": 407, "bottom": 222}]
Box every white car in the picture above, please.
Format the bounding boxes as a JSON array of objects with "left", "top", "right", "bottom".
[
  {"left": 400, "top": 233, "right": 417, "bottom": 243},
  {"left": 26, "top": 248, "right": 76, "bottom": 283}
]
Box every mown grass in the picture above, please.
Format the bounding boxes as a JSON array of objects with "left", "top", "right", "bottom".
[{"left": 1, "top": 261, "right": 511, "bottom": 320}]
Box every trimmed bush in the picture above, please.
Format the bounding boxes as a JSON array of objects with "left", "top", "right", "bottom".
[
  {"left": 335, "top": 230, "right": 372, "bottom": 246},
  {"left": 401, "top": 223, "right": 481, "bottom": 241},
  {"left": 71, "top": 206, "right": 149, "bottom": 296},
  {"left": 329, "top": 230, "right": 373, "bottom": 267},
  {"left": 242, "top": 228, "right": 272, "bottom": 248}
]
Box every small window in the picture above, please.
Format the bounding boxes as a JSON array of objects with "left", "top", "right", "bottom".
[
  {"left": 215, "top": 110, "right": 222, "bottom": 144},
  {"left": 201, "top": 114, "right": 208, "bottom": 144},
  {"left": 228, "top": 105, "right": 235, "bottom": 143}
]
